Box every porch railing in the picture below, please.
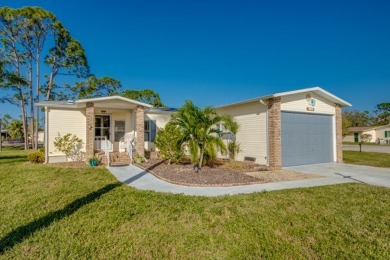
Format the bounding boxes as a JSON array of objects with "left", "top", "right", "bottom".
[
  {"left": 126, "top": 137, "right": 134, "bottom": 164},
  {"left": 95, "top": 136, "right": 112, "bottom": 164}
]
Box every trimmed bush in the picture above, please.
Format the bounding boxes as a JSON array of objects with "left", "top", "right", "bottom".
[{"left": 28, "top": 152, "right": 45, "bottom": 164}]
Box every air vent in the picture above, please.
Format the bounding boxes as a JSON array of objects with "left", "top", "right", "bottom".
[{"left": 67, "top": 100, "right": 74, "bottom": 104}]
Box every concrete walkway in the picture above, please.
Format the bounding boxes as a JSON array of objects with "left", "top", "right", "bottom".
[
  {"left": 107, "top": 164, "right": 354, "bottom": 197},
  {"left": 285, "top": 162, "right": 390, "bottom": 188}
]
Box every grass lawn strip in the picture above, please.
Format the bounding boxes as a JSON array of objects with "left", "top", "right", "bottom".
[
  {"left": 0, "top": 148, "right": 389, "bottom": 258},
  {"left": 344, "top": 150, "right": 390, "bottom": 168}
]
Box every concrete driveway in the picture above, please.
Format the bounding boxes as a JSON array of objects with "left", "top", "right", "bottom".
[
  {"left": 285, "top": 163, "right": 390, "bottom": 188},
  {"left": 343, "top": 144, "right": 390, "bottom": 154}
]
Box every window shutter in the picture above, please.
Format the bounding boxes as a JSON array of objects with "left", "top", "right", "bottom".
[{"left": 150, "top": 120, "right": 157, "bottom": 142}]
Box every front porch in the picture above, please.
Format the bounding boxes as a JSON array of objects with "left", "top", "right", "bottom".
[{"left": 83, "top": 96, "right": 152, "bottom": 165}]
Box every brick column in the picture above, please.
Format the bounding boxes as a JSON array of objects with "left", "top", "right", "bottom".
[
  {"left": 267, "top": 97, "right": 282, "bottom": 170},
  {"left": 85, "top": 102, "right": 95, "bottom": 163},
  {"left": 136, "top": 106, "right": 145, "bottom": 157},
  {"left": 335, "top": 104, "right": 343, "bottom": 163}
]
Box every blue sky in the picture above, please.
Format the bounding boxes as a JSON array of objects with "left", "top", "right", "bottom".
[{"left": 1, "top": 0, "right": 389, "bottom": 118}]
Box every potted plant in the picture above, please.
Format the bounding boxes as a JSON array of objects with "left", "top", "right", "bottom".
[
  {"left": 89, "top": 156, "right": 99, "bottom": 167},
  {"left": 134, "top": 153, "right": 143, "bottom": 164}
]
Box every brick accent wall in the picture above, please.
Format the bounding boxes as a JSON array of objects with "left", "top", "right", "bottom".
[
  {"left": 335, "top": 103, "right": 343, "bottom": 163},
  {"left": 85, "top": 102, "right": 95, "bottom": 163},
  {"left": 267, "top": 97, "right": 282, "bottom": 170},
  {"left": 136, "top": 106, "right": 145, "bottom": 157}
]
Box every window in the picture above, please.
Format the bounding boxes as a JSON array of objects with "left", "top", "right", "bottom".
[
  {"left": 95, "top": 115, "right": 110, "bottom": 139},
  {"left": 385, "top": 131, "right": 390, "bottom": 138},
  {"left": 144, "top": 120, "right": 157, "bottom": 142},
  {"left": 144, "top": 121, "right": 150, "bottom": 142},
  {"left": 114, "top": 120, "right": 125, "bottom": 142}
]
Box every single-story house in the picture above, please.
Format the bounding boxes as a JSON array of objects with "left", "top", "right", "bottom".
[
  {"left": 1, "top": 129, "right": 9, "bottom": 139},
  {"left": 343, "top": 124, "right": 390, "bottom": 143},
  {"left": 36, "top": 96, "right": 175, "bottom": 164},
  {"left": 216, "top": 87, "right": 351, "bottom": 168},
  {"left": 37, "top": 86, "right": 351, "bottom": 169}
]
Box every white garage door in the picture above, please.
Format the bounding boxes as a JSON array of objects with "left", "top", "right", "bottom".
[{"left": 281, "top": 112, "right": 334, "bottom": 167}]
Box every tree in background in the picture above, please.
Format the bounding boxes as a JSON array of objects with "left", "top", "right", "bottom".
[
  {"left": 44, "top": 22, "right": 89, "bottom": 100},
  {"left": 0, "top": 8, "right": 30, "bottom": 149},
  {"left": 122, "top": 89, "right": 165, "bottom": 107},
  {"left": 77, "top": 75, "right": 121, "bottom": 98},
  {"left": 360, "top": 134, "right": 373, "bottom": 143},
  {"left": 0, "top": 7, "right": 89, "bottom": 150},
  {"left": 1, "top": 114, "right": 12, "bottom": 129},
  {"left": 7, "top": 120, "right": 24, "bottom": 139},
  {"left": 373, "top": 103, "right": 390, "bottom": 126},
  {"left": 342, "top": 110, "right": 374, "bottom": 136}
]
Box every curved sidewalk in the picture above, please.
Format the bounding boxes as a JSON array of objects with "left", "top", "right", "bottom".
[{"left": 107, "top": 165, "right": 353, "bottom": 197}]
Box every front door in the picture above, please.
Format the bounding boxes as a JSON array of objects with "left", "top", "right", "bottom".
[
  {"left": 113, "top": 120, "right": 126, "bottom": 151},
  {"left": 95, "top": 115, "right": 112, "bottom": 150},
  {"left": 354, "top": 133, "right": 359, "bottom": 143}
]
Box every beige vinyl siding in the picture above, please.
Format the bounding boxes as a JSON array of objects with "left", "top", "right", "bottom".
[
  {"left": 217, "top": 101, "right": 267, "bottom": 165},
  {"left": 48, "top": 108, "right": 87, "bottom": 160},
  {"left": 281, "top": 93, "right": 336, "bottom": 115},
  {"left": 144, "top": 112, "right": 173, "bottom": 151},
  {"left": 375, "top": 126, "right": 390, "bottom": 140},
  {"left": 361, "top": 129, "right": 376, "bottom": 142},
  {"left": 145, "top": 112, "right": 172, "bottom": 129},
  {"left": 342, "top": 134, "right": 355, "bottom": 142}
]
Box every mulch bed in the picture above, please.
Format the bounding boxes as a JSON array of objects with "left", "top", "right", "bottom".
[{"left": 137, "top": 159, "right": 268, "bottom": 187}]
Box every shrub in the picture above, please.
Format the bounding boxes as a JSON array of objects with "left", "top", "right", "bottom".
[
  {"left": 54, "top": 133, "right": 84, "bottom": 161},
  {"left": 39, "top": 146, "right": 45, "bottom": 153},
  {"left": 154, "top": 122, "right": 184, "bottom": 164},
  {"left": 28, "top": 151, "right": 45, "bottom": 164},
  {"left": 228, "top": 142, "right": 241, "bottom": 160}
]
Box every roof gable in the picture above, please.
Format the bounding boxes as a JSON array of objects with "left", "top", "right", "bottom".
[
  {"left": 37, "top": 95, "right": 153, "bottom": 108},
  {"left": 217, "top": 87, "right": 352, "bottom": 109}
]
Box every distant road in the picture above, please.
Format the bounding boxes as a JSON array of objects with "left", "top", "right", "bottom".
[{"left": 343, "top": 144, "right": 390, "bottom": 154}]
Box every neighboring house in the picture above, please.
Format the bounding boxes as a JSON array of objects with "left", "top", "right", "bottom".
[
  {"left": 37, "top": 87, "right": 351, "bottom": 168},
  {"left": 216, "top": 87, "right": 351, "bottom": 167},
  {"left": 343, "top": 124, "right": 390, "bottom": 143},
  {"left": 38, "top": 131, "right": 45, "bottom": 144},
  {"left": 1, "top": 130, "right": 9, "bottom": 139},
  {"left": 36, "top": 96, "right": 174, "bottom": 164}
]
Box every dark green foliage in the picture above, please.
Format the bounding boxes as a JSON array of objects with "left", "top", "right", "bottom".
[
  {"left": 28, "top": 151, "right": 45, "bottom": 163},
  {"left": 77, "top": 75, "right": 122, "bottom": 99},
  {"left": 154, "top": 122, "right": 184, "bottom": 164},
  {"left": 121, "top": 89, "right": 165, "bottom": 107},
  {"left": 7, "top": 120, "right": 24, "bottom": 139},
  {"left": 374, "top": 103, "right": 390, "bottom": 125}
]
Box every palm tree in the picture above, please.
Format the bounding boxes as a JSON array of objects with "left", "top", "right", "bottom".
[
  {"left": 8, "top": 120, "right": 24, "bottom": 139},
  {"left": 222, "top": 115, "right": 241, "bottom": 160},
  {"left": 173, "top": 100, "right": 226, "bottom": 169}
]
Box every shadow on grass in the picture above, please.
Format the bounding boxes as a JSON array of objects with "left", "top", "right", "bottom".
[
  {"left": 0, "top": 155, "right": 29, "bottom": 164},
  {"left": 0, "top": 182, "right": 121, "bottom": 254}
]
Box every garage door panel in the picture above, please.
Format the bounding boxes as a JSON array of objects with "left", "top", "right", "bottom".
[{"left": 282, "top": 112, "right": 334, "bottom": 167}]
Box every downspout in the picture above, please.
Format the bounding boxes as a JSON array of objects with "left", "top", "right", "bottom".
[{"left": 44, "top": 106, "right": 49, "bottom": 164}]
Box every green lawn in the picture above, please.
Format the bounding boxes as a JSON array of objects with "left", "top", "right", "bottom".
[
  {"left": 344, "top": 150, "right": 390, "bottom": 168},
  {"left": 0, "top": 149, "right": 389, "bottom": 259}
]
